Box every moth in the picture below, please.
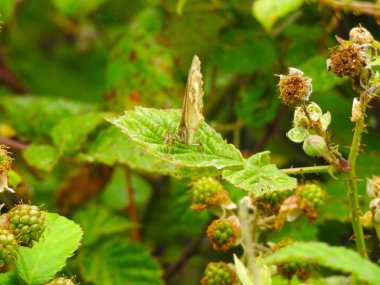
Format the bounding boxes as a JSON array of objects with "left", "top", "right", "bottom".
[{"left": 177, "top": 55, "right": 204, "bottom": 145}]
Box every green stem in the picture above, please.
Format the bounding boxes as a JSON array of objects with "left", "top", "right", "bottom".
[
  {"left": 347, "top": 105, "right": 368, "bottom": 258},
  {"left": 280, "top": 165, "right": 336, "bottom": 175},
  {"left": 238, "top": 198, "right": 259, "bottom": 284}
]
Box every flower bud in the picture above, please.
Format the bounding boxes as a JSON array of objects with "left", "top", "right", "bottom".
[
  {"left": 351, "top": 97, "right": 362, "bottom": 122},
  {"left": 302, "top": 135, "right": 327, "bottom": 157},
  {"left": 349, "top": 27, "right": 374, "bottom": 45}
]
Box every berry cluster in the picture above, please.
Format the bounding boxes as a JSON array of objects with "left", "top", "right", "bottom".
[
  {"left": 252, "top": 191, "right": 290, "bottom": 215},
  {"left": 206, "top": 218, "right": 239, "bottom": 252},
  {"left": 189, "top": 177, "right": 230, "bottom": 211},
  {"left": 296, "top": 183, "right": 326, "bottom": 220},
  {"left": 0, "top": 204, "right": 45, "bottom": 269},
  {"left": 273, "top": 238, "right": 315, "bottom": 281},
  {"left": 201, "top": 262, "right": 236, "bottom": 285},
  {"left": 7, "top": 204, "right": 45, "bottom": 246},
  {"left": 0, "top": 227, "right": 18, "bottom": 268}
]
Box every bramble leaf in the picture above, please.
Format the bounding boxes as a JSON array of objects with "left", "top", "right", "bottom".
[
  {"left": 108, "top": 107, "right": 244, "bottom": 177},
  {"left": 79, "top": 238, "right": 164, "bottom": 285},
  {"left": 264, "top": 242, "right": 380, "bottom": 284},
  {"left": 0, "top": 272, "right": 21, "bottom": 285},
  {"left": 16, "top": 213, "right": 83, "bottom": 285},
  {"left": 51, "top": 113, "right": 104, "bottom": 155},
  {"left": 222, "top": 151, "right": 297, "bottom": 196},
  {"left": 81, "top": 126, "right": 173, "bottom": 175},
  {"left": 23, "top": 144, "right": 60, "bottom": 172},
  {"left": 73, "top": 204, "right": 135, "bottom": 246},
  {"left": 252, "top": 0, "right": 304, "bottom": 31}
]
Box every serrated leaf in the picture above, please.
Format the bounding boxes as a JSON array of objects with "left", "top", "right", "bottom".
[
  {"left": 223, "top": 152, "right": 297, "bottom": 195},
  {"left": 82, "top": 126, "right": 173, "bottom": 175},
  {"left": 79, "top": 238, "right": 164, "bottom": 285},
  {"left": 73, "top": 203, "right": 135, "bottom": 246},
  {"left": 287, "top": 127, "right": 309, "bottom": 143},
  {"left": 252, "top": 0, "right": 304, "bottom": 31},
  {"left": 247, "top": 151, "right": 271, "bottom": 166},
  {"left": 264, "top": 242, "right": 380, "bottom": 284},
  {"left": 16, "top": 213, "right": 83, "bottom": 285},
  {"left": 23, "top": 144, "right": 60, "bottom": 172},
  {"left": 108, "top": 107, "right": 244, "bottom": 177},
  {"left": 51, "top": 113, "right": 104, "bottom": 155}
]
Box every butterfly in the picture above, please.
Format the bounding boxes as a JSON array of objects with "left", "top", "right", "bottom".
[{"left": 177, "top": 55, "right": 204, "bottom": 145}]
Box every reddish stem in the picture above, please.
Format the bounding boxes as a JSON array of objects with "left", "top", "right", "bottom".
[{"left": 125, "top": 167, "right": 140, "bottom": 242}]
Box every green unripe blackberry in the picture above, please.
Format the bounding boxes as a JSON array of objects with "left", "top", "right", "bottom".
[
  {"left": 296, "top": 184, "right": 326, "bottom": 210},
  {"left": 8, "top": 204, "right": 45, "bottom": 246},
  {"left": 201, "top": 262, "right": 236, "bottom": 285},
  {"left": 273, "top": 238, "right": 314, "bottom": 281},
  {"left": 43, "top": 276, "right": 77, "bottom": 285},
  {"left": 206, "top": 218, "right": 239, "bottom": 252},
  {"left": 0, "top": 227, "right": 18, "bottom": 268},
  {"left": 189, "top": 177, "right": 229, "bottom": 211},
  {"left": 252, "top": 191, "right": 290, "bottom": 215}
]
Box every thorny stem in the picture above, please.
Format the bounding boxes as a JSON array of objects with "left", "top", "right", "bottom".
[
  {"left": 345, "top": 86, "right": 377, "bottom": 259},
  {"left": 125, "top": 167, "right": 140, "bottom": 242},
  {"left": 320, "top": 0, "right": 380, "bottom": 18},
  {"left": 281, "top": 165, "right": 336, "bottom": 176}
]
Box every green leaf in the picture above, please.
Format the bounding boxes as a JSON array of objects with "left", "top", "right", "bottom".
[
  {"left": 0, "top": 96, "right": 95, "bottom": 140},
  {"left": 82, "top": 126, "right": 173, "bottom": 175},
  {"left": 16, "top": 213, "right": 83, "bottom": 285},
  {"left": 108, "top": 107, "right": 244, "bottom": 177},
  {"left": 235, "top": 80, "right": 280, "bottom": 128},
  {"left": 287, "top": 127, "right": 309, "bottom": 143},
  {"left": 222, "top": 152, "right": 297, "bottom": 195},
  {"left": 252, "top": 0, "right": 304, "bottom": 31},
  {"left": 73, "top": 203, "right": 135, "bottom": 246},
  {"left": 23, "top": 144, "right": 60, "bottom": 172},
  {"left": 213, "top": 29, "right": 276, "bottom": 74},
  {"left": 0, "top": 272, "right": 22, "bottom": 285},
  {"left": 52, "top": 0, "right": 108, "bottom": 17},
  {"left": 234, "top": 254, "right": 255, "bottom": 285},
  {"left": 264, "top": 242, "right": 380, "bottom": 284},
  {"left": 79, "top": 238, "right": 164, "bottom": 285},
  {"left": 0, "top": 0, "right": 17, "bottom": 21},
  {"left": 51, "top": 113, "right": 104, "bottom": 155}
]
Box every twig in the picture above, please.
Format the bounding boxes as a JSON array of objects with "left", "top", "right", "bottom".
[
  {"left": 163, "top": 229, "right": 205, "bottom": 280},
  {"left": 0, "top": 137, "right": 28, "bottom": 151},
  {"left": 0, "top": 56, "right": 27, "bottom": 94},
  {"left": 281, "top": 165, "right": 336, "bottom": 176},
  {"left": 125, "top": 167, "right": 140, "bottom": 242},
  {"left": 320, "top": 0, "right": 380, "bottom": 18}
]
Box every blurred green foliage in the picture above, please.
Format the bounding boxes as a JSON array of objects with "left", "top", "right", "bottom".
[{"left": 1, "top": 0, "right": 380, "bottom": 284}]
